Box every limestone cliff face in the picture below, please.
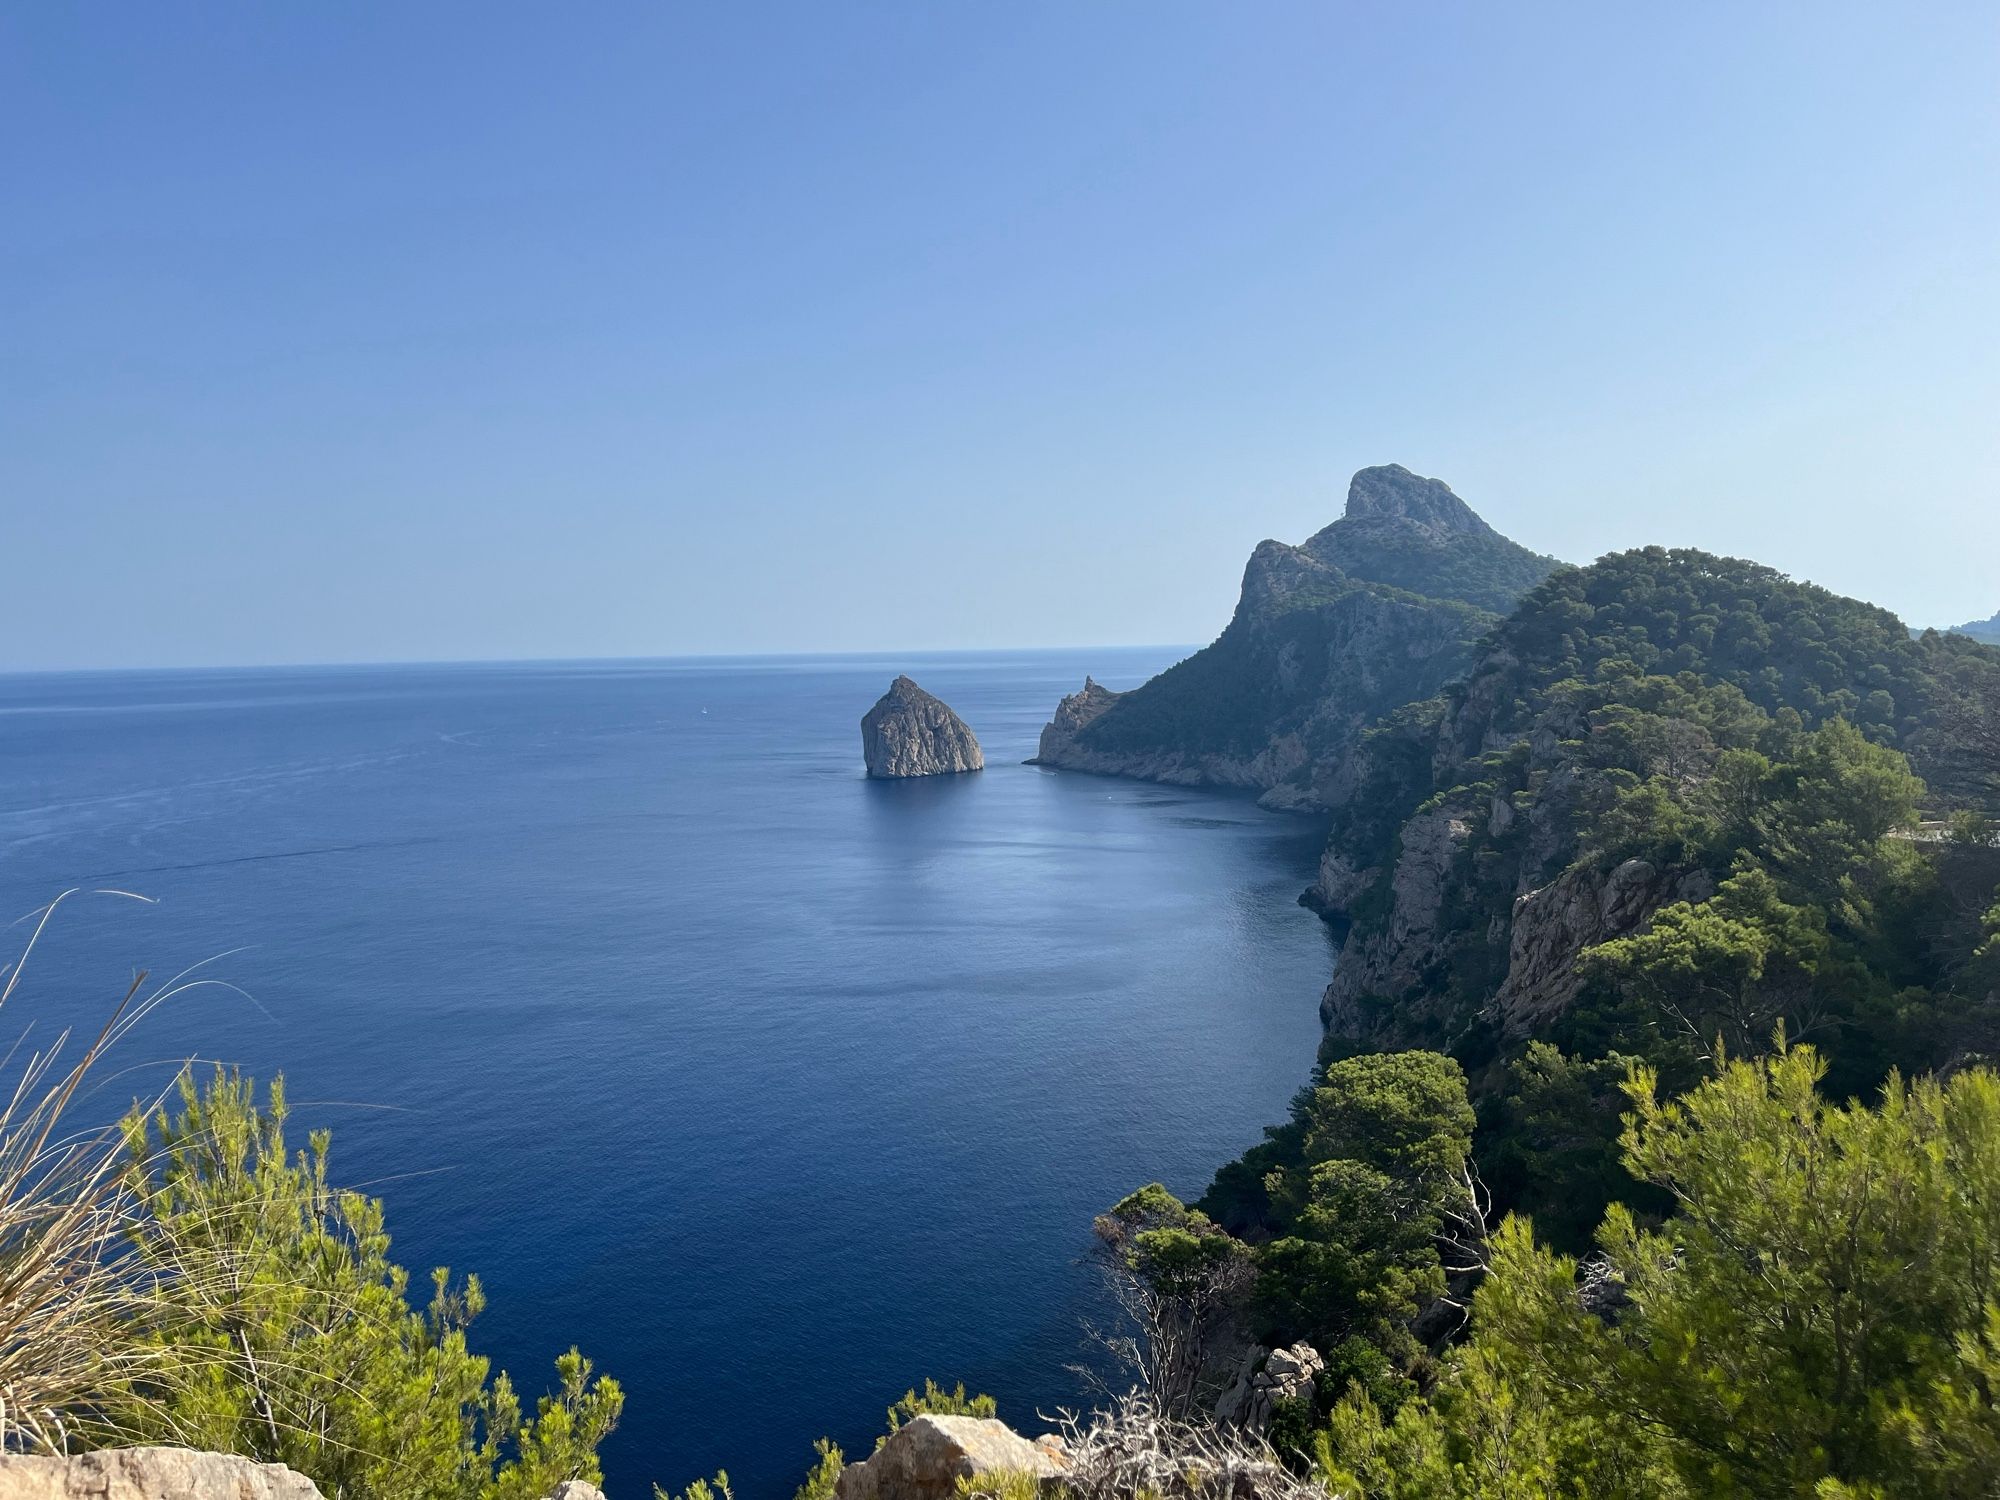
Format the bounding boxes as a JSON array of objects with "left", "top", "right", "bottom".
[
  {"left": 1311, "top": 671, "right": 1703, "bottom": 1050},
  {"left": 1493, "top": 859, "right": 1716, "bottom": 1034},
  {"left": 1029, "top": 467, "right": 1558, "bottom": 809},
  {"left": 861, "top": 677, "right": 984, "bottom": 778},
  {"left": 1318, "top": 795, "right": 1479, "bottom": 1042},
  {"left": 1029, "top": 676, "right": 1123, "bottom": 766}
]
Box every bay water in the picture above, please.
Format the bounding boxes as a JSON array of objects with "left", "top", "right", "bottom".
[{"left": 0, "top": 649, "right": 1332, "bottom": 1495}]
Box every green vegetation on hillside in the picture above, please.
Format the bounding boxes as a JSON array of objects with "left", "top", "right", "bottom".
[
  {"left": 1318, "top": 1044, "right": 2000, "bottom": 1499},
  {"left": 1066, "top": 467, "right": 1560, "bottom": 777},
  {"left": 1071, "top": 540, "right": 2000, "bottom": 1493},
  {"left": 1316, "top": 549, "right": 1998, "bottom": 1063},
  {"left": 1302, "top": 512, "right": 1560, "bottom": 616},
  {"left": 1072, "top": 579, "right": 1490, "bottom": 761}
]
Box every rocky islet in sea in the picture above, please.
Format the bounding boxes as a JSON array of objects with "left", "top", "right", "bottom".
[{"left": 860, "top": 675, "right": 984, "bottom": 778}]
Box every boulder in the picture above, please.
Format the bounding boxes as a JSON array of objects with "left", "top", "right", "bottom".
[
  {"left": 0, "top": 1448, "right": 323, "bottom": 1500},
  {"left": 861, "top": 677, "right": 984, "bottom": 778},
  {"left": 834, "top": 1415, "right": 1067, "bottom": 1500}
]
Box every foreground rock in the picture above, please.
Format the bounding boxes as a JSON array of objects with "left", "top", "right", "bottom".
[
  {"left": 834, "top": 1415, "right": 1067, "bottom": 1500},
  {"left": 0, "top": 1449, "right": 322, "bottom": 1500},
  {"left": 0, "top": 1450, "right": 607, "bottom": 1500},
  {"left": 862, "top": 676, "right": 984, "bottom": 778}
]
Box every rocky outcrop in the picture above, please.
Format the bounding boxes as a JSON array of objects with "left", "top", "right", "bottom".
[
  {"left": 1028, "top": 677, "right": 1123, "bottom": 765},
  {"left": 0, "top": 1450, "right": 610, "bottom": 1500},
  {"left": 1028, "top": 467, "right": 1558, "bottom": 809},
  {"left": 1339, "top": 465, "right": 1488, "bottom": 533},
  {"left": 0, "top": 1449, "right": 323, "bottom": 1500},
  {"left": 1492, "top": 859, "right": 1716, "bottom": 1034},
  {"left": 862, "top": 677, "right": 984, "bottom": 779},
  {"left": 834, "top": 1416, "right": 1068, "bottom": 1500},
  {"left": 1214, "top": 1342, "right": 1325, "bottom": 1434}
]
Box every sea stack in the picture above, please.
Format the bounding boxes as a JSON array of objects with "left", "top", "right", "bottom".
[{"left": 861, "top": 676, "right": 984, "bottom": 778}]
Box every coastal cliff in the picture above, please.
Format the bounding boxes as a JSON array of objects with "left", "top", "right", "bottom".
[
  {"left": 1028, "top": 675, "right": 1123, "bottom": 767},
  {"left": 862, "top": 677, "right": 984, "bottom": 778},
  {"left": 1029, "top": 466, "right": 1559, "bottom": 809},
  {"left": 1308, "top": 546, "right": 1996, "bottom": 1054}
]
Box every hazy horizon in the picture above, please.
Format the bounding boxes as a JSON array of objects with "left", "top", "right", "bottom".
[{"left": 7, "top": 4, "right": 1997, "bottom": 671}]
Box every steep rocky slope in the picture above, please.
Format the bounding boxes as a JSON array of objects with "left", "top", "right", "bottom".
[
  {"left": 1310, "top": 546, "right": 1996, "bottom": 1055},
  {"left": 1031, "top": 466, "right": 1559, "bottom": 808}
]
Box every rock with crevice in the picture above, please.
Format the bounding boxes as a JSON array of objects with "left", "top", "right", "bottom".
[{"left": 861, "top": 677, "right": 984, "bottom": 779}]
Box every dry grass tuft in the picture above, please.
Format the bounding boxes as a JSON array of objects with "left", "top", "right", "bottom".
[
  {"left": 1010, "top": 1395, "right": 1336, "bottom": 1500},
  {"left": 0, "top": 888, "right": 254, "bottom": 1453}
]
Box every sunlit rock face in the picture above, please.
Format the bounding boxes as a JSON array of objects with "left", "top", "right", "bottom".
[{"left": 861, "top": 676, "right": 984, "bottom": 778}]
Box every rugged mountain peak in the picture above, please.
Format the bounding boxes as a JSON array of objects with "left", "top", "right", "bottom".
[
  {"left": 1028, "top": 465, "right": 1560, "bottom": 805},
  {"left": 861, "top": 677, "right": 984, "bottom": 778},
  {"left": 1339, "top": 464, "right": 1493, "bottom": 537}
]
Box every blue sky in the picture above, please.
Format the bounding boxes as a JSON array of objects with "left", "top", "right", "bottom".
[{"left": 5, "top": 3, "right": 1996, "bottom": 669}]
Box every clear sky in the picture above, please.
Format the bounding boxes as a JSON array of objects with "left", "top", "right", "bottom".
[{"left": 5, "top": 3, "right": 1996, "bottom": 670}]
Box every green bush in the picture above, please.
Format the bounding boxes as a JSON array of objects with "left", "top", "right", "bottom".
[{"left": 109, "top": 1068, "right": 620, "bottom": 1500}]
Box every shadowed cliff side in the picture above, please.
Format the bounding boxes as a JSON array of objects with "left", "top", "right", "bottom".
[{"left": 1029, "top": 466, "right": 1560, "bottom": 809}]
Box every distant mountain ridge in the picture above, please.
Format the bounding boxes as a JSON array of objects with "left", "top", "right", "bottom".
[
  {"left": 1945, "top": 610, "right": 2000, "bottom": 644},
  {"left": 1031, "top": 465, "right": 1561, "bottom": 808}
]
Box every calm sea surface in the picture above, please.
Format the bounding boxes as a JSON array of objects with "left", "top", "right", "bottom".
[{"left": 0, "top": 650, "right": 1333, "bottom": 1496}]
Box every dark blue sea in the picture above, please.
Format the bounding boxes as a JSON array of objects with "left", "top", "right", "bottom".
[{"left": 0, "top": 650, "right": 1333, "bottom": 1497}]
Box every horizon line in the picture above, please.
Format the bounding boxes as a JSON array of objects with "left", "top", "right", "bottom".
[{"left": 0, "top": 642, "right": 1210, "bottom": 680}]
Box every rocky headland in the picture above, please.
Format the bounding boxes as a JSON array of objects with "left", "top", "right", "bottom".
[
  {"left": 861, "top": 676, "right": 984, "bottom": 778},
  {"left": 1027, "top": 675, "right": 1122, "bottom": 767},
  {"left": 1027, "top": 465, "right": 1560, "bottom": 810}
]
